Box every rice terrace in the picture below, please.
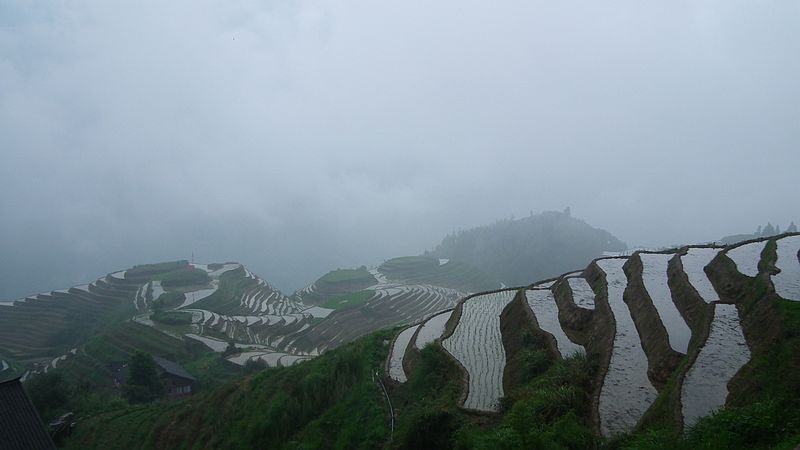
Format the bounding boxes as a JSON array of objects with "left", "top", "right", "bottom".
[{"left": 2, "top": 214, "right": 799, "bottom": 449}]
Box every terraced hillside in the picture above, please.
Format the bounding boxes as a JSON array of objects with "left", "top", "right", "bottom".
[
  {"left": 0, "top": 273, "right": 136, "bottom": 368},
  {"left": 376, "top": 256, "right": 497, "bottom": 293},
  {"left": 284, "top": 258, "right": 497, "bottom": 354},
  {"left": 50, "top": 232, "right": 799, "bottom": 450},
  {"left": 0, "top": 261, "right": 323, "bottom": 386},
  {"left": 2, "top": 256, "right": 495, "bottom": 386},
  {"left": 293, "top": 267, "right": 378, "bottom": 305},
  {"left": 441, "top": 290, "right": 516, "bottom": 411},
  {"left": 386, "top": 232, "right": 800, "bottom": 438},
  {"left": 115, "top": 262, "right": 335, "bottom": 369}
]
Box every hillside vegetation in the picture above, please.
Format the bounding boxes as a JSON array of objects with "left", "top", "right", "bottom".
[
  {"left": 64, "top": 298, "right": 799, "bottom": 449},
  {"left": 64, "top": 329, "right": 396, "bottom": 450},
  {"left": 297, "top": 267, "right": 378, "bottom": 305},
  {"left": 379, "top": 257, "right": 498, "bottom": 293},
  {"left": 430, "top": 210, "right": 626, "bottom": 286}
]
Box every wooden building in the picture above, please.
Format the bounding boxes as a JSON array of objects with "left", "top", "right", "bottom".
[{"left": 153, "top": 356, "right": 196, "bottom": 396}]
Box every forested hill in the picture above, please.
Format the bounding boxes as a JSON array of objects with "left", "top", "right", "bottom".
[{"left": 429, "top": 210, "right": 626, "bottom": 286}]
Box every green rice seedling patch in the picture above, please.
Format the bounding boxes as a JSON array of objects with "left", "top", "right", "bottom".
[{"left": 320, "top": 291, "right": 374, "bottom": 310}]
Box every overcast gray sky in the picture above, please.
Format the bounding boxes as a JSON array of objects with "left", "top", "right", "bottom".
[{"left": 1, "top": 0, "right": 798, "bottom": 299}]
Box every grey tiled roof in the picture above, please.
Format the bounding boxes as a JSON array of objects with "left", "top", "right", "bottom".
[
  {"left": 153, "top": 356, "right": 196, "bottom": 381},
  {"left": 0, "top": 377, "right": 56, "bottom": 450}
]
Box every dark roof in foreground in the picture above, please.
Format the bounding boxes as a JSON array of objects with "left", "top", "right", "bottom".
[
  {"left": 153, "top": 356, "right": 196, "bottom": 381},
  {"left": 0, "top": 377, "right": 56, "bottom": 450}
]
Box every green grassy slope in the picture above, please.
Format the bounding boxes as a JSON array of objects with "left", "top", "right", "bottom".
[
  {"left": 379, "top": 257, "right": 498, "bottom": 292},
  {"left": 298, "top": 267, "right": 378, "bottom": 306},
  {"left": 320, "top": 290, "right": 375, "bottom": 310},
  {"left": 64, "top": 328, "right": 396, "bottom": 450},
  {"left": 0, "top": 284, "right": 135, "bottom": 362},
  {"left": 185, "top": 266, "right": 250, "bottom": 314},
  {"left": 55, "top": 321, "right": 213, "bottom": 388}
]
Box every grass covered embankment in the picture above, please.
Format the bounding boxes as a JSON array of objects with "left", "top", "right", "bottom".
[
  {"left": 390, "top": 342, "right": 597, "bottom": 450},
  {"left": 298, "top": 267, "right": 378, "bottom": 306},
  {"left": 614, "top": 297, "right": 800, "bottom": 450},
  {"left": 321, "top": 291, "right": 374, "bottom": 310},
  {"left": 64, "top": 328, "right": 396, "bottom": 450},
  {"left": 379, "top": 257, "right": 498, "bottom": 293}
]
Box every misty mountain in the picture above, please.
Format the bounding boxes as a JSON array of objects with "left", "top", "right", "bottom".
[{"left": 429, "top": 209, "right": 626, "bottom": 286}]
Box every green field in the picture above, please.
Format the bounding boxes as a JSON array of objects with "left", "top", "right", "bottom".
[
  {"left": 150, "top": 311, "right": 193, "bottom": 326},
  {"left": 320, "top": 290, "right": 374, "bottom": 310},
  {"left": 127, "top": 261, "right": 189, "bottom": 278},
  {"left": 379, "top": 256, "right": 498, "bottom": 292},
  {"left": 155, "top": 267, "right": 211, "bottom": 288}
]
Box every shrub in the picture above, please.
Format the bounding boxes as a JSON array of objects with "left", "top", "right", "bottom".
[
  {"left": 123, "top": 352, "right": 163, "bottom": 404},
  {"left": 159, "top": 268, "right": 210, "bottom": 288},
  {"left": 517, "top": 349, "right": 550, "bottom": 381},
  {"left": 244, "top": 358, "right": 267, "bottom": 374},
  {"left": 685, "top": 400, "right": 798, "bottom": 449},
  {"left": 394, "top": 407, "right": 459, "bottom": 450},
  {"left": 150, "top": 311, "right": 192, "bottom": 326},
  {"left": 26, "top": 372, "right": 69, "bottom": 419}
]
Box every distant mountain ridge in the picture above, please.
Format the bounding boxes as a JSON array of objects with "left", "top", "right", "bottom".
[
  {"left": 720, "top": 221, "right": 798, "bottom": 245},
  {"left": 429, "top": 209, "right": 627, "bottom": 286}
]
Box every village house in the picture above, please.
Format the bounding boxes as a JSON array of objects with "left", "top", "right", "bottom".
[{"left": 152, "top": 356, "right": 196, "bottom": 396}]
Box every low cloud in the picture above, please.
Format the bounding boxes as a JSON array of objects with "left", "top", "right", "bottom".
[{"left": 1, "top": 0, "right": 798, "bottom": 297}]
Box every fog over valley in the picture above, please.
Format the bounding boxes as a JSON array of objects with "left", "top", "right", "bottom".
[{"left": 1, "top": 0, "right": 798, "bottom": 299}]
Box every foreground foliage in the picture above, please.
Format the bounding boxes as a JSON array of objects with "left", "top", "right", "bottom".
[
  {"left": 64, "top": 329, "right": 395, "bottom": 450},
  {"left": 391, "top": 345, "right": 597, "bottom": 450},
  {"left": 123, "top": 352, "right": 164, "bottom": 404},
  {"left": 60, "top": 295, "right": 799, "bottom": 449}
]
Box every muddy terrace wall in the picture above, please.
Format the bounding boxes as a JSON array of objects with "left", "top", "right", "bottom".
[
  {"left": 622, "top": 253, "right": 683, "bottom": 388},
  {"left": 499, "top": 289, "right": 557, "bottom": 390}
]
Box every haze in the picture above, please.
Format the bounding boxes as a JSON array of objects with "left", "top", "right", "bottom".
[{"left": 1, "top": 1, "right": 798, "bottom": 299}]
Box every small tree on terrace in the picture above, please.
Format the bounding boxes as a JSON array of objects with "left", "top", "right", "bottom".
[
  {"left": 788, "top": 222, "right": 798, "bottom": 233},
  {"left": 223, "top": 341, "right": 237, "bottom": 357},
  {"left": 122, "top": 352, "right": 163, "bottom": 404}
]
